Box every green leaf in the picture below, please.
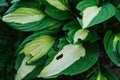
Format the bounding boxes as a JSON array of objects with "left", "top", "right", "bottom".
[
  {"left": 43, "top": 0, "right": 72, "bottom": 20},
  {"left": 89, "top": 72, "right": 98, "bottom": 80},
  {"left": 85, "top": 29, "right": 100, "bottom": 43},
  {"left": 63, "top": 21, "right": 81, "bottom": 43},
  {"left": 101, "top": 68, "right": 119, "bottom": 80},
  {"left": 76, "top": 0, "right": 99, "bottom": 12},
  {"left": 46, "top": 0, "right": 68, "bottom": 10},
  {"left": 0, "top": 56, "right": 7, "bottom": 71},
  {"left": 16, "top": 29, "right": 60, "bottom": 55},
  {"left": 15, "top": 55, "right": 36, "bottom": 80},
  {"left": 63, "top": 21, "right": 99, "bottom": 43},
  {"left": 15, "top": 54, "right": 25, "bottom": 70},
  {"left": 38, "top": 42, "right": 99, "bottom": 78},
  {"left": 104, "top": 31, "right": 120, "bottom": 66},
  {"left": 2, "top": 7, "right": 46, "bottom": 23},
  {"left": 11, "top": 0, "right": 20, "bottom": 3},
  {"left": 15, "top": 52, "right": 48, "bottom": 80},
  {"left": 89, "top": 3, "right": 116, "bottom": 27},
  {"left": 2, "top": 2, "right": 59, "bottom": 31},
  {"left": 22, "top": 64, "right": 45, "bottom": 80},
  {"left": 81, "top": 6, "right": 101, "bottom": 28},
  {"left": 19, "top": 35, "right": 55, "bottom": 64},
  {"left": 57, "top": 37, "right": 69, "bottom": 50},
  {"left": 38, "top": 44, "right": 86, "bottom": 78},
  {"left": 115, "top": 9, "right": 120, "bottom": 21},
  {"left": 74, "top": 29, "right": 89, "bottom": 43},
  {"left": 97, "top": 71, "right": 107, "bottom": 80},
  {"left": 61, "top": 43, "right": 99, "bottom": 75},
  {"left": 15, "top": 29, "right": 60, "bottom": 73},
  {"left": 77, "top": 3, "right": 116, "bottom": 28},
  {"left": 0, "top": 0, "right": 8, "bottom": 7}
]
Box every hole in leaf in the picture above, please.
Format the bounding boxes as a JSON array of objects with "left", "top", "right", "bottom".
[{"left": 56, "top": 54, "right": 63, "bottom": 60}]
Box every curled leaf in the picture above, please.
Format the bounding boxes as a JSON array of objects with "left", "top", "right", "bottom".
[
  {"left": 20, "top": 35, "right": 55, "bottom": 64},
  {"left": 15, "top": 55, "right": 36, "bottom": 80}
]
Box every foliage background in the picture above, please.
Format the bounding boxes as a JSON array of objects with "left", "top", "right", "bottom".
[{"left": 0, "top": 0, "right": 120, "bottom": 80}]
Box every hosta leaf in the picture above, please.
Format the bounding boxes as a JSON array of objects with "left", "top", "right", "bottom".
[
  {"left": 38, "top": 44, "right": 86, "bottom": 78},
  {"left": 0, "top": 7, "right": 4, "bottom": 14},
  {"left": 89, "top": 3, "right": 116, "bottom": 27},
  {"left": 15, "top": 55, "right": 36, "bottom": 80},
  {"left": 74, "top": 29, "right": 89, "bottom": 43},
  {"left": 15, "top": 55, "right": 47, "bottom": 80},
  {"left": 22, "top": 64, "right": 46, "bottom": 80},
  {"left": 88, "top": 67, "right": 118, "bottom": 80},
  {"left": 15, "top": 30, "right": 59, "bottom": 80},
  {"left": 0, "top": 0, "right": 8, "bottom": 7},
  {"left": 115, "top": 9, "right": 120, "bottom": 21},
  {"left": 76, "top": 0, "right": 99, "bottom": 12},
  {"left": 89, "top": 72, "right": 98, "bottom": 80},
  {"left": 2, "top": 7, "right": 45, "bottom": 24},
  {"left": 43, "top": 0, "right": 72, "bottom": 20},
  {"left": 0, "top": 56, "right": 7, "bottom": 71},
  {"left": 85, "top": 29, "right": 100, "bottom": 43},
  {"left": 38, "top": 43, "right": 99, "bottom": 78},
  {"left": 46, "top": 0, "right": 68, "bottom": 10},
  {"left": 60, "top": 43, "right": 99, "bottom": 75},
  {"left": 2, "top": 2, "right": 59, "bottom": 31},
  {"left": 15, "top": 54, "right": 25, "bottom": 70},
  {"left": 101, "top": 68, "right": 119, "bottom": 80},
  {"left": 11, "top": 0, "right": 20, "bottom": 3},
  {"left": 19, "top": 35, "right": 55, "bottom": 64},
  {"left": 16, "top": 29, "right": 60, "bottom": 57},
  {"left": 57, "top": 37, "right": 69, "bottom": 50},
  {"left": 63, "top": 21, "right": 81, "bottom": 43},
  {"left": 77, "top": 3, "right": 116, "bottom": 28},
  {"left": 97, "top": 71, "right": 107, "bottom": 80},
  {"left": 82, "top": 6, "right": 101, "bottom": 28},
  {"left": 104, "top": 31, "right": 120, "bottom": 66}
]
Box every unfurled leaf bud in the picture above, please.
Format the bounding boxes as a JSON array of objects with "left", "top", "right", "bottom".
[
  {"left": 74, "top": 29, "right": 89, "bottom": 43},
  {"left": 97, "top": 71, "right": 107, "bottom": 80}
]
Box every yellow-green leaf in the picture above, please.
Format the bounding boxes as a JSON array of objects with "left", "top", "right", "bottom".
[
  {"left": 46, "top": 0, "right": 68, "bottom": 10},
  {"left": 2, "top": 7, "right": 45, "bottom": 24},
  {"left": 74, "top": 29, "right": 89, "bottom": 43},
  {"left": 97, "top": 72, "right": 108, "bottom": 80},
  {"left": 20, "top": 35, "right": 55, "bottom": 64}
]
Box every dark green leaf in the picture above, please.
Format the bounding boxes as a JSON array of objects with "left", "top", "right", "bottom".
[
  {"left": 61, "top": 43, "right": 99, "bottom": 75},
  {"left": 89, "top": 3, "right": 116, "bottom": 27},
  {"left": 76, "top": 0, "right": 99, "bottom": 11},
  {"left": 63, "top": 21, "right": 81, "bottom": 43},
  {"left": 16, "top": 29, "right": 61, "bottom": 54},
  {"left": 2, "top": 2, "right": 59, "bottom": 31},
  {"left": 0, "top": 0, "right": 8, "bottom": 7},
  {"left": 115, "top": 9, "right": 120, "bottom": 21},
  {"left": 104, "top": 31, "right": 120, "bottom": 66},
  {"left": 102, "top": 68, "right": 119, "bottom": 80},
  {"left": 43, "top": 0, "right": 72, "bottom": 20}
]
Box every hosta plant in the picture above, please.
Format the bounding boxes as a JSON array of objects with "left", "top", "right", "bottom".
[{"left": 1, "top": 0, "right": 120, "bottom": 80}]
